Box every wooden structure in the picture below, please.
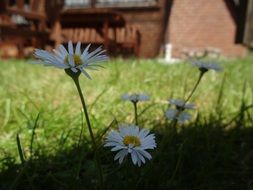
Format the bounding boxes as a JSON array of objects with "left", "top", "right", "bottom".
[
  {"left": 45, "top": 0, "right": 162, "bottom": 58},
  {"left": 1, "top": 0, "right": 252, "bottom": 58},
  {"left": 0, "top": 0, "right": 158, "bottom": 58},
  {"left": 49, "top": 2, "right": 141, "bottom": 56},
  {"left": 0, "top": 0, "right": 48, "bottom": 57}
]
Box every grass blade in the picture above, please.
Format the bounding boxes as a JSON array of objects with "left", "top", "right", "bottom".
[{"left": 16, "top": 133, "right": 25, "bottom": 164}]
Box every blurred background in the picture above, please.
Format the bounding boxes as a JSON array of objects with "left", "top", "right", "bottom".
[{"left": 0, "top": 0, "right": 253, "bottom": 59}]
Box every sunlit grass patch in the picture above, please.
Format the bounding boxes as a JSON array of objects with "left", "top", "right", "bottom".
[
  {"left": 0, "top": 56, "right": 252, "bottom": 189},
  {"left": 0, "top": 57, "right": 252, "bottom": 158}
]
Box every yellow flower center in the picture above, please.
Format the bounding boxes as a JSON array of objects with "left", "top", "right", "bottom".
[
  {"left": 64, "top": 54, "right": 82, "bottom": 66},
  {"left": 123, "top": 135, "right": 141, "bottom": 147}
]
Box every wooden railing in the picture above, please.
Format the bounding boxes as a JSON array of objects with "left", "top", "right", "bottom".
[
  {"left": 2, "top": 0, "right": 46, "bottom": 20},
  {"left": 0, "top": 0, "right": 48, "bottom": 57},
  {"left": 0, "top": 0, "right": 46, "bottom": 30},
  {"left": 59, "top": 25, "right": 140, "bottom": 56}
]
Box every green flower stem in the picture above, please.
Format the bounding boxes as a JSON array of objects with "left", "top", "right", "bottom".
[
  {"left": 133, "top": 102, "right": 138, "bottom": 125},
  {"left": 72, "top": 77, "right": 103, "bottom": 189},
  {"left": 170, "top": 71, "right": 205, "bottom": 127},
  {"left": 184, "top": 71, "right": 205, "bottom": 104}
]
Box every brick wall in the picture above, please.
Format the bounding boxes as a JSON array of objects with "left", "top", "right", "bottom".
[
  {"left": 168, "top": 0, "right": 247, "bottom": 58},
  {"left": 117, "top": 5, "right": 165, "bottom": 58}
]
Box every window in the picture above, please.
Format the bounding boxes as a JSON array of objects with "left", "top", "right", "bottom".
[
  {"left": 64, "top": 0, "right": 156, "bottom": 7},
  {"left": 64, "top": 0, "right": 90, "bottom": 7},
  {"left": 97, "top": 0, "right": 156, "bottom": 6},
  {"left": 97, "top": 0, "right": 154, "bottom": 3}
]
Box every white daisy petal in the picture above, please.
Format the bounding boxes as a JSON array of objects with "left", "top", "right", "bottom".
[
  {"left": 33, "top": 41, "right": 107, "bottom": 78},
  {"left": 34, "top": 49, "right": 67, "bottom": 68},
  {"left": 104, "top": 142, "right": 120, "bottom": 147},
  {"left": 81, "top": 44, "right": 91, "bottom": 58},
  {"left": 141, "top": 140, "right": 156, "bottom": 149},
  {"left": 184, "top": 103, "right": 196, "bottom": 109},
  {"left": 86, "top": 55, "right": 109, "bottom": 64},
  {"left": 137, "top": 149, "right": 152, "bottom": 160},
  {"left": 88, "top": 63, "right": 106, "bottom": 69},
  {"left": 104, "top": 124, "right": 156, "bottom": 166},
  {"left": 139, "top": 94, "right": 149, "bottom": 101},
  {"left": 84, "top": 46, "right": 103, "bottom": 60},
  {"left": 71, "top": 67, "right": 78, "bottom": 73},
  {"left": 166, "top": 99, "right": 195, "bottom": 123},
  {"left": 169, "top": 99, "right": 195, "bottom": 110},
  {"left": 68, "top": 54, "right": 75, "bottom": 67},
  {"left": 80, "top": 65, "right": 99, "bottom": 71},
  {"left": 111, "top": 145, "right": 125, "bottom": 152},
  {"left": 68, "top": 41, "right": 74, "bottom": 54},
  {"left": 131, "top": 151, "right": 138, "bottom": 165},
  {"left": 119, "top": 155, "right": 126, "bottom": 164},
  {"left": 135, "top": 150, "right": 146, "bottom": 164},
  {"left": 59, "top": 45, "right": 68, "bottom": 57},
  {"left": 191, "top": 60, "right": 223, "bottom": 72},
  {"left": 178, "top": 112, "right": 192, "bottom": 123},
  {"left": 139, "top": 128, "right": 150, "bottom": 138},
  {"left": 165, "top": 109, "right": 177, "bottom": 120},
  {"left": 122, "top": 94, "right": 130, "bottom": 101},
  {"left": 137, "top": 159, "right": 141, "bottom": 167},
  {"left": 121, "top": 93, "right": 149, "bottom": 103},
  {"left": 53, "top": 49, "right": 63, "bottom": 58},
  {"left": 75, "top": 41, "right": 81, "bottom": 55},
  {"left": 80, "top": 68, "right": 92, "bottom": 80},
  {"left": 106, "top": 132, "right": 123, "bottom": 142},
  {"left": 116, "top": 149, "right": 128, "bottom": 164}
]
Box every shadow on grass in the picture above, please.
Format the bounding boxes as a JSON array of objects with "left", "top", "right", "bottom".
[{"left": 0, "top": 119, "right": 253, "bottom": 190}]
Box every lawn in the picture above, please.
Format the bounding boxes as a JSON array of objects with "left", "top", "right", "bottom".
[{"left": 0, "top": 57, "right": 252, "bottom": 189}]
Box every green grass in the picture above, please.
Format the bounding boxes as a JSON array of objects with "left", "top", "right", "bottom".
[{"left": 0, "top": 57, "right": 252, "bottom": 189}]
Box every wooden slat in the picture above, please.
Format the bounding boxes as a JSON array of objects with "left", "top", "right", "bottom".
[
  {"left": 79, "top": 29, "right": 84, "bottom": 42},
  {"left": 6, "top": 7, "right": 46, "bottom": 20},
  {"left": 95, "top": 31, "right": 103, "bottom": 43},
  {"left": 0, "top": 0, "right": 48, "bottom": 58},
  {"left": 70, "top": 29, "right": 74, "bottom": 42},
  {"left": 117, "top": 28, "right": 124, "bottom": 43},
  {"left": 76, "top": 29, "right": 80, "bottom": 43},
  {"left": 84, "top": 29, "right": 89, "bottom": 42},
  {"left": 61, "top": 28, "right": 105, "bottom": 44},
  {"left": 16, "top": 0, "right": 24, "bottom": 9},
  {"left": 90, "top": 29, "right": 96, "bottom": 43},
  {"left": 0, "top": 24, "right": 48, "bottom": 37},
  {"left": 108, "top": 28, "right": 113, "bottom": 40},
  {"left": 66, "top": 29, "right": 71, "bottom": 41},
  {"left": 72, "top": 29, "right": 75, "bottom": 42},
  {"left": 74, "top": 28, "right": 79, "bottom": 42},
  {"left": 31, "top": 0, "right": 40, "bottom": 11}
]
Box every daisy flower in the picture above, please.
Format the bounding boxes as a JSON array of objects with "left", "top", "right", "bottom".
[
  {"left": 122, "top": 93, "right": 150, "bottom": 103},
  {"left": 104, "top": 124, "right": 156, "bottom": 166},
  {"left": 165, "top": 99, "right": 195, "bottom": 123},
  {"left": 165, "top": 109, "right": 192, "bottom": 123},
  {"left": 169, "top": 99, "right": 195, "bottom": 111},
  {"left": 34, "top": 41, "right": 108, "bottom": 79},
  {"left": 191, "top": 60, "right": 223, "bottom": 73}
]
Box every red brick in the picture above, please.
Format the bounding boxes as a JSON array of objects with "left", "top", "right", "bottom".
[{"left": 167, "top": 0, "right": 247, "bottom": 57}]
